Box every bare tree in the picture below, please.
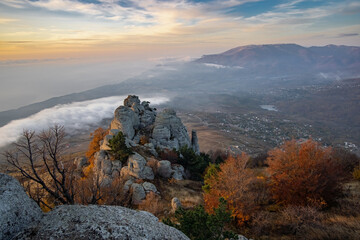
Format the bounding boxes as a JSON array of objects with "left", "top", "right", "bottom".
[{"left": 4, "top": 125, "right": 75, "bottom": 206}]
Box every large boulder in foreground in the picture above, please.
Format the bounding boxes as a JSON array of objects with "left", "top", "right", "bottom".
[
  {"left": 0, "top": 173, "right": 43, "bottom": 240},
  {"left": 16, "top": 205, "right": 189, "bottom": 240}
]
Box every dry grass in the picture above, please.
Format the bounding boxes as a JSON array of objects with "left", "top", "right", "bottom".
[
  {"left": 249, "top": 180, "right": 360, "bottom": 240},
  {"left": 138, "top": 192, "right": 165, "bottom": 216},
  {"left": 155, "top": 178, "right": 203, "bottom": 210}
]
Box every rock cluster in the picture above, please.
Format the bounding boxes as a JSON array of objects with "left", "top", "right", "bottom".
[{"left": 0, "top": 174, "right": 189, "bottom": 240}]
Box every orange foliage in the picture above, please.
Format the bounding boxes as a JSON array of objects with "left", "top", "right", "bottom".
[
  {"left": 83, "top": 127, "right": 107, "bottom": 176},
  {"left": 204, "top": 154, "right": 263, "bottom": 225},
  {"left": 139, "top": 135, "right": 150, "bottom": 145},
  {"left": 267, "top": 139, "right": 344, "bottom": 207}
]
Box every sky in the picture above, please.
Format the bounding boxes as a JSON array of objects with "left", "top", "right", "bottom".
[
  {"left": 0, "top": 0, "right": 359, "bottom": 111},
  {"left": 1, "top": 0, "right": 360, "bottom": 61}
]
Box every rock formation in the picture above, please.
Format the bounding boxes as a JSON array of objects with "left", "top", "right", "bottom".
[
  {"left": 191, "top": 130, "right": 200, "bottom": 154},
  {"left": 0, "top": 174, "right": 189, "bottom": 240},
  {"left": 151, "top": 108, "right": 191, "bottom": 150},
  {"left": 120, "top": 152, "right": 154, "bottom": 180},
  {"left": 109, "top": 95, "right": 194, "bottom": 151},
  {"left": 16, "top": 205, "right": 189, "bottom": 240},
  {"left": 79, "top": 95, "right": 199, "bottom": 204},
  {"left": 0, "top": 173, "right": 43, "bottom": 240}
]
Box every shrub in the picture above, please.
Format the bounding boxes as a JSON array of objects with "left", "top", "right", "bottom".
[
  {"left": 332, "top": 148, "right": 360, "bottom": 174},
  {"left": 267, "top": 139, "right": 345, "bottom": 207},
  {"left": 108, "top": 131, "right": 133, "bottom": 164},
  {"left": 204, "top": 154, "right": 266, "bottom": 225},
  {"left": 164, "top": 198, "right": 236, "bottom": 240},
  {"left": 178, "top": 146, "right": 211, "bottom": 180},
  {"left": 353, "top": 165, "right": 360, "bottom": 181},
  {"left": 246, "top": 152, "right": 269, "bottom": 168},
  {"left": 138, "top": 192, "right": 164, "bottom": 216},
  {"left": 139, "top": 135, "right": 150, "bottom": 145},
  {"left": 208, "top": 149, "right": 228, "bottom": 164},
  {"left": 159, "top": 149, "right": 179, "bottom": 164}
]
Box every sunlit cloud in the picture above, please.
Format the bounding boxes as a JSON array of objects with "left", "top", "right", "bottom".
[
  {"left": 0, "top": 18, "right": 18, "bottom": 24},
  {"left": 0, "top": 0, "right": 359, "bottom": 60}
]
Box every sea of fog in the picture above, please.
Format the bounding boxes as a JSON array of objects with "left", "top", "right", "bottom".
[{"left": 0, "top": 95, "right": 169, "bottom": 148}]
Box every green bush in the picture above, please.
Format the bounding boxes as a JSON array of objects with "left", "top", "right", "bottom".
[
  {"left": 107, "top": 131, "right": 133, "bottom": 164},
  {"left": 178, "top": 146, "right": 211, "bottom": 180},
  {"left": 164, "top": 198, "right": 236, "bottom": 240}
]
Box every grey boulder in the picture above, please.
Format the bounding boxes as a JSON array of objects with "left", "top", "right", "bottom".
[
  {"left": 16, "top": 205, "right": 189, "bottom": 240},
  {"left": 0, "top": 173, "right": 43, "bottom": 240}
]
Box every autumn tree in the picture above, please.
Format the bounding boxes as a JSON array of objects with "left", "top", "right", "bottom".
[
  {"left": 204, "top": 154, "right": 266, "bottom": 225},
  {"left": 86, "top": 127, "right": 107, "bottom": 161},
  {"left": 83, "top": 127, "right": 107, "bottom": 176},
  {"left": 4, "top": 125, "right": 75, "bottom": 207},
  {"left": 267, "top": 139, "right": 345, "bottom": 207}
]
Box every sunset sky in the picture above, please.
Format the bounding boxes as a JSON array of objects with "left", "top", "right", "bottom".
[{"left": 1, "top": 0, "right": 360, "bottom": 61}]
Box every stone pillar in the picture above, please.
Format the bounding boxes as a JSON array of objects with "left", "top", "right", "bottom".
[{"left": 191, "top": 130, "right": 200, "bottom": 154}]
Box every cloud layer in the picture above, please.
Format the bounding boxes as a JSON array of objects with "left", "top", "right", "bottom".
[{"left": 0, "top": 95, "right": 169, "bottom": 147}]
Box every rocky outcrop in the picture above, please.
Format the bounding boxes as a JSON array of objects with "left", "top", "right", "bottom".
[
  {"left": 157, "top": 160, "right": 173, "bottom": 178},
  {"left": 191, "top": 130, "right": 200, "bottom": 154},
  {"left": 0, "top": 174, "right": 43, "bottom": 240},
  {"left": 171, "top": 165, "right": 185, "bottom": 180},
  {"left": 171, "top": 197, "right": 182, "bottom": 212},
  {"left": 121, "top": 153, "right": 154, "bottom": 180},
  {"left": 74, "top": 156, "right": 89, "bottom": 170},
  {"left": 142, "top": 182, "right": 158, "bottom": 194},
  {"left": 151, "top": 109, "right": 191, "bottom": 150},
  {"left": 93, "top": 150, "right": 122, "bottom": 185},
  {"left": 111, "top": 106, "right": 140, "bottom": 140},
  {"left": 130, "top": 183, "right": 146, "bottom": 204},
  {"left": 109, "top": 95, "right": 194, "bottom": 152},
  {"left": 77, "top": 95, "right": 201, "bottom": 205},
  {"left": 16, "top": 205, "right": 189, "bottom": 240}
]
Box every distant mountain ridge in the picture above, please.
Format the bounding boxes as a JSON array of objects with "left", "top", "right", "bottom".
[
  {"left": 196, "top": 44, "right": 360, "bottom": 73},
  {"left": 1, "top": 43, "right": 359, "bottom": 129}
]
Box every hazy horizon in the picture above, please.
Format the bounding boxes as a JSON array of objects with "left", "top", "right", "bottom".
[{"left": 0, "top": 0, "right": 359, "bottom": 110}]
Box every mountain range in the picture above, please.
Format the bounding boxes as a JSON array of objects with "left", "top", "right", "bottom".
[
  {"left": 196, "top": 44, "right": 360, "bottom": 74},
  {"left": 0, "top": 44, "right": 359, "bottom": 128}
]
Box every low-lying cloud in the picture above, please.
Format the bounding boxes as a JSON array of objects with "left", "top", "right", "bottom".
[{"left": 0, "top": 95, "right": 169, "bottom": 148}]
